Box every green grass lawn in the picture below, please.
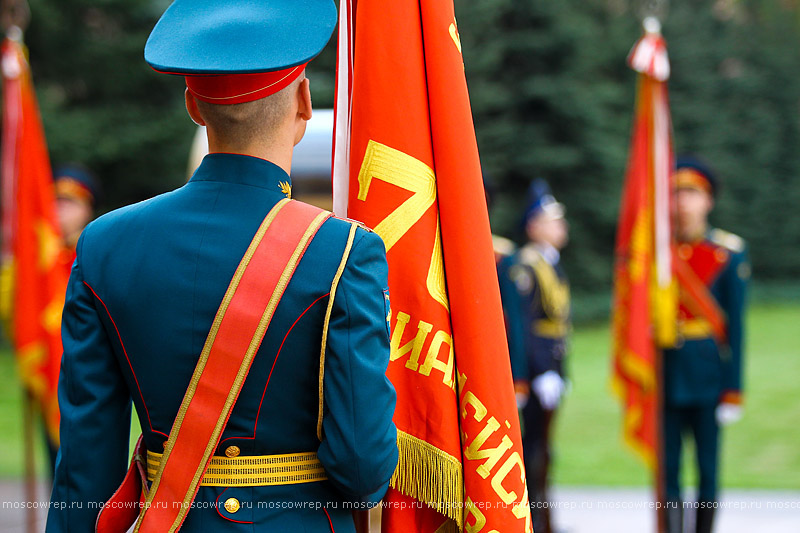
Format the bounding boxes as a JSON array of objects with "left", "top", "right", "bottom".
[
  {"left": 0, "top": 303, "right": 798, "bottom": 488},
  {"left": 554, "top": 302, "right": 800, "bottom": 489}
]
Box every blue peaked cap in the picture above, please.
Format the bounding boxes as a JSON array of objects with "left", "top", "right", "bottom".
[
  {"left": 145, "top": 0, "right": 338, "bottom": 74},
  {"left": 53, "top": 164, "right": 100, "bottom": 205},
  {"left": 523, "top": 179, "right": 565, "bottom": 225},
  {"left": 676, "top": 154, "right": 718, "bottom": 197}
]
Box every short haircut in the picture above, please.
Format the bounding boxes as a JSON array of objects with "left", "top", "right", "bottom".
[{"left": 195, "top": 75, "right": 301, "bottom": 148}]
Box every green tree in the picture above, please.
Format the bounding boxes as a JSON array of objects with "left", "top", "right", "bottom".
[
  {"left": 25, "top": 0, "right": 191, "bottom": 210},
  {"left": 22, "top": 0, "right": 337, "bottom": 213},
  {"left": 455, "top": 0, "right": 800, "bottom": 294}
]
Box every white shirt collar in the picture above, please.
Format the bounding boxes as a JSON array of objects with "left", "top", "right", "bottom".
[{"left": 534, "top": 242, "right": 560, "bottom": 265}]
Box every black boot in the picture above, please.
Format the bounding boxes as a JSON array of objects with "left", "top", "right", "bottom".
[
  {"left": 695, "top": 504, "right": 715, "bottom": 533},
  {"left": 665, "top": 502, "right": 683, "bottom": 533}
]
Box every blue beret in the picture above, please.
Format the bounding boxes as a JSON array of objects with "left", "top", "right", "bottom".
[{"left": 145, "top": 0, "right": 338, "bottom": 75}]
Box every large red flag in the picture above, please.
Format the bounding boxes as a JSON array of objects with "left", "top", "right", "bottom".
[
  {"left": 611, "top": 23, "right": 676, "bottom": 470},
  {"left": 333, "top": 1, "right": 531, "bottom": 532},
  {"left": 0, "top": 36, "right": 68, "bottom": 444}
]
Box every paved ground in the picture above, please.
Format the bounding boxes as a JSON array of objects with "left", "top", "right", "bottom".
[
  {"left": 550, "top": 487, "right": 800, "bottom": 533},
  {"left": 1, "top": 481, "right": 797, "bottom": 532}
]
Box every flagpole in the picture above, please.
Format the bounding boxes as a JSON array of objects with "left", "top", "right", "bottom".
[
  {"left": 652, "top": 56, "right": 669, "bottom": 533},
  {"left": 655, "top": 347, "right": 666, "bottom": 533},
  {"left": 644, "top": 7, "right": 670, "bottom": 531},
  {"left": 637, "top": 2, "right": 672, "bottom": 529},
  {"left": 23, "top": 389, "right": 37, "bottom": 533}
]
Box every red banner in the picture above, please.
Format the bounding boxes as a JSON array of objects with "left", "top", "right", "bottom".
[
  {"left": 611, "top": 27, "right": 675, "bottom": 469},
  {"left": 333, "top": 1, "right": 530, "bottom": 531},
  {"left": 0, "top": 37, "right": 68, "bottom": 444}
]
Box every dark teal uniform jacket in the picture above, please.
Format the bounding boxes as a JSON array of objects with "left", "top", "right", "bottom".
[
  {"left": 664, "top": 229, "right": 749, "bottom": 407},
  {"left": 498, "top": 244, "right": 570, "bottom": 384},
  {"left": 47, "top": 153, "right": 398, "bottom": 532}
]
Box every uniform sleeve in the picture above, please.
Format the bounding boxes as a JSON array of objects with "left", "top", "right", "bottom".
[
  {"left": 720, "top": 247, "right": 749, "bottom": 401},
  {"left": 525, "top": 273, "right": 559, "bottom": 378},
  {"left": 498, "top": 255, "right": 530, "bottom": 383},
  {"left": 47, "top": 235, "right": 132, "bottom": 532},
  {"left": 317, "top": 229, "right": 398, "bottom": 504}
]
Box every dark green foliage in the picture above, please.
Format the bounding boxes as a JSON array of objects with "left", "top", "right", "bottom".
[
  {"left": 24, "top": 0, "right": 191, "bottom": 210},
  {"left": 20, "top": 0, "right": 338, "bottom": 213},
  {"left": 666, "top": 0, "right": 800, "bottom": 282},
  {"left": 455, "top": 0, "right": 800, "bottom": 290}
]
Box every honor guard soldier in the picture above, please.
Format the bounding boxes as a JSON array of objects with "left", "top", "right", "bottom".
[
  {"left": 54, "top": 164, "right": 98, "bottom": 264},
  {"left": 47, "top": 1, "right": 398, "bottom": 531},
  {"left": 664, "top": 157, "right": 749, "bottom": 533},
  {"left": 498, "top": 180, "right": 570, "bottom": 533},
  {"left": 43, "top": 164, "right": 100, "bottom": 475}
]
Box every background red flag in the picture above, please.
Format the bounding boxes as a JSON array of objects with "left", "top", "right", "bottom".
[
  {"left": 333, "top": 1, "right": 531, "bottom": 531},
  {"left": 611, "top": 25, "right": 675, "bottom": 469},
  {"left": 0, "top": 36, "right": 68, "bottom": 444}
]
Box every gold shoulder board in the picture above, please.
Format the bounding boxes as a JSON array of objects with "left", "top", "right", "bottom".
[{"left": 709, "top": 228, "right": 745, "bottom": 253}]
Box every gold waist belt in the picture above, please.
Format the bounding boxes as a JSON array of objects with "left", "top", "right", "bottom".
[
  {"left": 534, "top": 319, "right": 570, "bottom": 339},
  {"left": 678, "top": 319, "right": 713, "bottom": 340},
  {"left": 146, "top": 450, "right": 328, "bottom": 487}
]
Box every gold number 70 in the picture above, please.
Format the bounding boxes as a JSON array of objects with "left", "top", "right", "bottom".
[{"left": 356, "top": 140, "right": 449, "bottom": 311}]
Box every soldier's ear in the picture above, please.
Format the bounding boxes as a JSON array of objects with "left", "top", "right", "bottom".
[
  {"left": 292, "top": 77, "right": 312, "bottom": 146},
  {"left": 296, "top": 77, "right": 312, "bottom": 122},
  {"left": 184, "top": 89, "right": 206, "bottom": 127}
]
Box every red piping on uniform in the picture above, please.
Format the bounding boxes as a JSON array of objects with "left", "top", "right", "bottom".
[
  {"left": 220, "top": 294, "right": 330, "bottom": 448},
  {"left": 323, "top": 507, "right": 335, "bottom": 532},
  {"left": 214, "top": 488, "right": 254, "bottom": 524},
  {"left": 83, "top": 281, "right": 169, "bottom": 439}
]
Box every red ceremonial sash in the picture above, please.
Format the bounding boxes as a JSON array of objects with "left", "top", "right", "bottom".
[
  {"left": 674, "top": 256, "right": 727, "bottom": 344},
  {"left": 96, "top": 198, "right": 329, "bottom": 533}
]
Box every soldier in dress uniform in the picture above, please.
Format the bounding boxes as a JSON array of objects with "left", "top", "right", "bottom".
[
  {"left": 42, "top": 164, "right": 99, "bottom": 475},
  {"left": 663, "top": 157, "right": 749, "bottom": 533},
  {"left": 498, "top": 179, "right": 570, "bottom": 533},
  {"left": 46, "top": 1, "right": 398, "bottom": 531},
  {"left": 53, "top": 164, "right": 98, "bottom": 273}
]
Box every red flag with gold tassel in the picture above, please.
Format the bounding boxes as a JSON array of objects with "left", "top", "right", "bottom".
[
  {"left": 611, "top": 20, "right": 676, "bottom": 471},
  {"left": 0, "top": 35, "right": 68, "bottom": 445},
  {"left": 333, "top": 1, "right": 531, "bottom": 531}
]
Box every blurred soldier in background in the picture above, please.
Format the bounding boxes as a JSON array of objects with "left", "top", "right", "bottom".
[
  {"left": 498, "top": 179, "right": 570, "bottom": 533},
  {"left": 42, "top": 164, "right": 98, "bottom": 476},
  {"left": 54, "top": 164, "right": 98, "bottom": 267},
  {"left": 664, "top": 157, "right": 749, "bottom": 533}
]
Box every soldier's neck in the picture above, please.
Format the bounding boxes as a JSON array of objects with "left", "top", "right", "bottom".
[
  {"left": 677, "top": 221, "right": 708, "bottom": 243},
  {"left": 207, "top": 133, "right": 294, "bottom": 176}
]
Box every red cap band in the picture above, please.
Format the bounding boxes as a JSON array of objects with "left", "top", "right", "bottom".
[
  {"left": 185, "top": 63, "right": 307, "bottom": 105},
  {"left": 55, "top": 178, "right": 94, "bottom": 205},
  {"left": 675, "top": 168, "right": 712, "bottom": 195}
]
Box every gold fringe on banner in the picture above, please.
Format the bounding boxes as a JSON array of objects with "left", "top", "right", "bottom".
[{"left": 390, "top": 430, "right": 464, "bottom": 527}]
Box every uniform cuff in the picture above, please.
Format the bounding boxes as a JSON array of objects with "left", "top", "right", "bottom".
[
  {"left": 514, "top": 380, "right": 530, "bottom": 396},
  {"left": 720, "top": 390, "right": 743, "bottom": 405}
]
